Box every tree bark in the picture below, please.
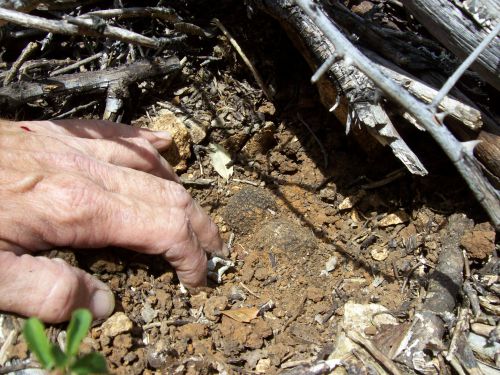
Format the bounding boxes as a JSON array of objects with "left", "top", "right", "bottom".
[{"left": 402, "top": 0, "right": 500, "bottom": 90}]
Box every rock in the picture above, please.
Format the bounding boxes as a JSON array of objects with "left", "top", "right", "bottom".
[
  {"left": 253, "top": 319, "right": 273, "bottom": 339},
  {"left": 204, "top": 296, "right": 228, "bottom": 321},
  {"left": 461, "top": 223, "right": 496, "bottom": 260},
  {"left": 378, "top": 210, "right": 409, "bottom": 227},
  {"left": 190, "top": 291, "right": 208, "bottom": 309},
  {"left": 219, "top": 316, "right": 252, "bottom": 349},
  {"left": 254, "top": 266, "right": 270, "bottom": 281},
  {"left": 86, "top": 253, "right": 124, "bottom": 273},
  {"left": 328, "top": 302, "right": 398, "bottom": 364},
  {"left": 325, "top": 256, "right": 338, "bottom": 272},
  {"left": 176, "top": 323, "right": 208, "bottom": 340},
  {"left": 101, "top": 312, "right": 133, "bottom": 337},
  {"left": 222, "top": 186, "right": 278, "bottom": 235},
  {"left": 146, "top": 109, "right": 192, "bottom": 172},
  {"left": 147, "top": 340, "right": 177, "bottom": 369},
  {"left": 289, "top": 323, "right": 321, "bottom": 343},
  {"left": 267, "top": 343, "right": 290, "bottom": 366},
  {"left": 113, "top": 333, "right": 133, "bottom": 349},
  {"left": 227, "top": 286, "right": 246, "bottom": 302},
  {"left": 241, "top": 349, "right": 265, "bottom": 369},
  {"left": 352, "top": 1, "right": 374, "bottom": 15},
  {"left": 241, "top": 122, "right": 276, "bottom": 157},
  {"left": 306, "top": 287, "right": 324, "bottom": 302},
  {"left": 255, "top": 358, "right": 271, "bottom": 373},
  {"left": 141, "top": 303, "right": 158, "bottom": 324},
  {"left": 257, "top": 102, "right": 276, "bottom": 116},
  {"left": 371, "top": 246, "right": 389, "bottom": 261},
  {"left": 156, "top": 289, "right": 173, "bottom": 312},
  {"left": 251, "top": 218, "right": 317, "bottom": 257}
]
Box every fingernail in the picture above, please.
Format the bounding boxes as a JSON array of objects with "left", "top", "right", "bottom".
[{"left": 89, "top": 284, "right": 115, "bottom": 319}]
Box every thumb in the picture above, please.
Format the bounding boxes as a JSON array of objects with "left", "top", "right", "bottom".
[{"left": 0, "top": 252, "right": 115, "bottom": 323}]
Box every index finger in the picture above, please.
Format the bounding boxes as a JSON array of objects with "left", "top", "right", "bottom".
[{"left": 0, "top": 119, "right": 172, "bottom": 151}]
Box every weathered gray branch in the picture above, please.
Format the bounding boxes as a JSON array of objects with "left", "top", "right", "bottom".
[
  {"left": 252, "top": 0, "right": 428, "bottom": 176},
  {"left": 402, "top": 0, "right": 500, "bottom": 91},
  {"left": 392, "top": 215, "right": 472, "bottom": 373},
  {"left": 295, "top": 0, "right": 500, "bottom": 230},
  {"left": 0, "top": 57, "right": 180, "bottom": 108},
  {"left": 0, "top": 7, "right": 165, "bottom": 48}
]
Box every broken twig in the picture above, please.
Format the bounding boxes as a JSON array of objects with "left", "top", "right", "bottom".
[{"left": 212, "top": 18, "right": 272, "bottom": 99}]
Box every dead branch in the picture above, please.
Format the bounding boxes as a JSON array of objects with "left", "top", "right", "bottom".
[
  {"left": 294, "top": 0, "right": 500, "bottom": 230},
  {"left": 0, "top": 57, "right": 180, "bottom": 108},
  {"left": 252, "top": 0, "right": 428, "bottom": 176},
  {"left": 346, "top": 330, "right": 403, "bottom": 375},
  {"left": 361, "top": 49, "right": 483, "bottom": 131},
  {"left": 3, "top": 40, "right": 37, "bottom": 85},
  {"left": 49, "top": 52, "right": 102, "bottom": 76},
  {"left": 392, "top": 214, "right": 473, "bottom": 373},
  {"left": 0, "top": 7, "right": 166, "bottom": 49},
  {"left": 402, "top": 0, "right": 500, "bottom": 91},
  {"left": 326, "top": 1, "right": 455, "bottom": 73}
]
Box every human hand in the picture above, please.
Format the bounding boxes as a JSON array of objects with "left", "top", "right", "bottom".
[{"left": 0, "top": 119, "right": 224, "bottom": 323}]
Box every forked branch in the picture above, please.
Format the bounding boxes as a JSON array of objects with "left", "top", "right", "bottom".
[{"left": 295, "top": 0, "right": 500, "bottom": 229}]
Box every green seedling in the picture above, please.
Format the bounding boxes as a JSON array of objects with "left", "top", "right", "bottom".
[{"left": 23, "top": 309, "right": 107, "bottom": 374}]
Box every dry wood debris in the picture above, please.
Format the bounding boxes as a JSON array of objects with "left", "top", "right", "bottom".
[{"left": 0, "top": 1, "right": 499, "bottom": 374}]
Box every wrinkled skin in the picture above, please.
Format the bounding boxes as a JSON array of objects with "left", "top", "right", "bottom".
[{"left": 0, "top": 119, "right": 224, "bottom": 323}]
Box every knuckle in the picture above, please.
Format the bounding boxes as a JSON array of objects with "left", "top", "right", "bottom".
[
  {"left": 133, "top": 137, "right": 155, "bottom": 150},
  {"left": 207, "top": 220, "right": 221, "bottom": 241},
  {"left": 164, "top": 212, "right": 191, "bottom": 249},
  {"left": 37, "top": 258, "right": 80, "bottom": 322},
  {"left": 165, "top": 182, "right": 192, "bottom": 210}
]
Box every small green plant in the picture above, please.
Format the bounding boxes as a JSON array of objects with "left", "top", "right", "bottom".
[{"left": 23, "top": 308, "right": 108, "bottom": 374}]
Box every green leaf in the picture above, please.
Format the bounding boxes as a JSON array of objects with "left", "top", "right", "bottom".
[
  {"left": 23, "top": 318, "right": 54, "bottom": 369},
  {"left": 66, "top": 309, "right": 92, "bottom": 357},
  {"left": 70, "top": 352, "right": 108, "bottom": 374},
  {"left": 51, "top": 344, "right": 68, "bottom": 369}
]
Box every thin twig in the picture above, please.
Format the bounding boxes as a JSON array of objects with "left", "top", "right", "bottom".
[
  {"left": 361, "top": 168, "right": 406, "bottom": 189},
  {"left": 311, "top": 53, "right": 337, "bottom": 83},
  {"left": 295, "top": 0, "right": 500, "bottom": 229},
  {"left": 3, "top": 41, "right": 38, "bottom": 86},
  {"left": 232, "top": 178, "right": 260, "bottom": 187},
  {"left": 51, "top": 100, "right": 99, "bottom": 120},
  {"left": 180, "top": 178, "right": 215, "bottom": 187},
  {"left": 212, "top": 18, "right": 272, "bottom": 99},
  {"left": 430, "top": 23, "right": 500, "bottom": 109},
  {"left": 82, "top": 7, "right": 180, "bottom": 22},
  {"left": 239, "top": 282, "right": 260, "bottom": 298},
  {"left": 18, "top": 58, "right": 73, "bottom": 76},
  {"left": 50, "top": 52, "right": 103, "bottom": 76},
  {"left": 0, "top": 330, "right": 17, "bottom": 366},
  {"left": 346, "top": 330, "right": 403, "bottom": 375}
]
